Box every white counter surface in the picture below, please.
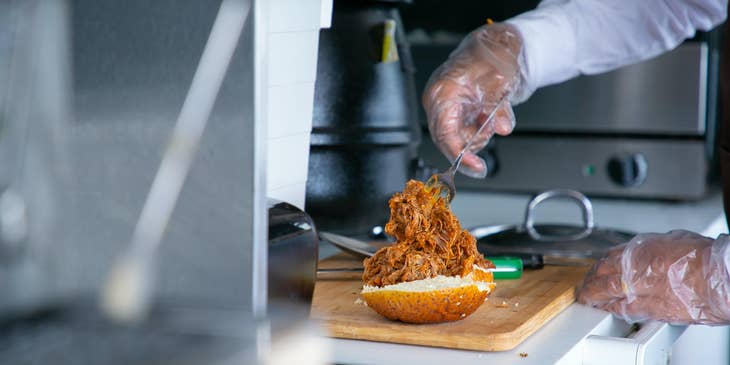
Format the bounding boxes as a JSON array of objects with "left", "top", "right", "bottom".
[{"left": 320, "top": 188, "right": 729, "bottom": 365}]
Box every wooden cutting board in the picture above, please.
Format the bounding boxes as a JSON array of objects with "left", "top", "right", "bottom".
[{"left": 310, "top": 255, "right": 590, "bottom": 352}]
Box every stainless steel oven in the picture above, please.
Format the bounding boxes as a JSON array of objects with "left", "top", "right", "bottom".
[
  {"left": 403, "top": 1, "right": 721, "bottom": 200},
  {"left": 416, "top": 38, "right": 720, "bottom": 200}
]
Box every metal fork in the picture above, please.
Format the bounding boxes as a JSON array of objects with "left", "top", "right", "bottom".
[{"left": 426, "top": 93, "right": 509, "bottom": 202}]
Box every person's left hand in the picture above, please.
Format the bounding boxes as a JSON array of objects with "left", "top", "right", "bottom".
[{"left": 577, "top": 230, "right": 730, "bottom": 325}]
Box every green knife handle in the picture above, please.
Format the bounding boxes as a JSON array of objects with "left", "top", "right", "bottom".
[{"left": 487, "top": 256, "right": 523, "bottom": 280}]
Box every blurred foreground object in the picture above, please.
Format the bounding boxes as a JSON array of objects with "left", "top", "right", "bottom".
[
  {"left": 0, "top": 0, "right": 71, "bottom": 320},
  {"left": 100, "top": 0, "right": 250, "bottom": 324},
  {"left": 0, "top": 0, "right": 331, "bottom": 363}
]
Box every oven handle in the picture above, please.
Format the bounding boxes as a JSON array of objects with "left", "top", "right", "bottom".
[{"left": 582, "top": 321, "right": 686, "bottom": 365}]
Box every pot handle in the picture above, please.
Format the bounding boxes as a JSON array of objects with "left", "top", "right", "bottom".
[{"left": 524, "top": 189, "right": 595, "bottom": 241}]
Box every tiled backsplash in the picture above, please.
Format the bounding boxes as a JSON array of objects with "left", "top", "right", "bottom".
[{"left": 265, "top": 0, "right": 332, "bottom": 209}]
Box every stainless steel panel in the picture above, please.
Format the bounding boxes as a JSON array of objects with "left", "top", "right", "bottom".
[
  {"left": 0, "top": 0, "right": 273, "bottom": 335},
  {"left": 53, "top": 0, "right": 262, "bottom": 310},
  {"left": 0, "top": 0, "right": 72, "bottom": 317},
  {"left": 514, "top": 43, "right": 708, "bottom": 135},
  {"left": 420, "top": 136, "right": 708, "bottom": 200}
]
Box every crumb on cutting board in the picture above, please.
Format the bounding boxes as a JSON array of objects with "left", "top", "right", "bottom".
[{"left": 519, "top": 352, "right": 528, "bottom": 358}]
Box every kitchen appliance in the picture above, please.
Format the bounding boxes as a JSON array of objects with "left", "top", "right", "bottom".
[
  {"left": 471, "top": 190, "right": 636, "bottom": 259},
  {"left": 268, "top": 200, "right": 319, "bottom": 313},
  {"left": 405, "top": 1, "right": 722, "bottom": 200},
  {"left": 0, "top": 0, "right": 331, "bottom": 363},
  {"left": 417, "top": 40, "right": 719, "bottom": 200},
  {"left": 306, "top": 0, "right": 431, "bottom": 236},
  {"left": 318, "top": 189, "right": 634, "bottom": 262},
  {"left": 0, "top": 0, "right": 266, "bottom": 317},
  {"left": 0, "top": 0, "right": 70, "bottom": 319},
  {"left": 0, "top": 0, "right": 331, "bottom": 317}
]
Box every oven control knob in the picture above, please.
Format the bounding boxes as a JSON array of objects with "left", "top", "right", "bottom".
[
  {"left": 607, "top": 153, "right": 648, "bottom": 187},
  {"left": 477, "top": 148, "right": 499, "bottom": 177}
]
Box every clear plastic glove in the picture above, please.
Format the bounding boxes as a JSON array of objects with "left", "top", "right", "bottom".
[
  {"left": 577, "top": 230, "right": 730, "bottom": 325},
  {"left": 422, "top": 23, "right": 524, "bottom": 178}
]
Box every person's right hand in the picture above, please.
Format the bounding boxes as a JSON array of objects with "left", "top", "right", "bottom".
[
  {"left": 577, "top": 230, "right": 730, "bottom": 325},
  {"left": 422, "top": 23, "right": 524, "bottom": 178}
]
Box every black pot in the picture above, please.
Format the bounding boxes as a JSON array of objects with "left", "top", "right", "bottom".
[{"left": 306, "top": 2, "right": 429, "bottom": 236}]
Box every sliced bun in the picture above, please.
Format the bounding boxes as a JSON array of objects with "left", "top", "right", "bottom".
[{"left": 361, "top": 266, "right": 495, "bottom": 323}]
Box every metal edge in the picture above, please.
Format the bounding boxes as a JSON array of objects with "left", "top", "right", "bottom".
[
  {"left": 697, "top": 42, "right": 708, "bottom": 135},
  {"left": 319, "top": 231, "right": 375, "bottom": 259},
  {"left": 252, "top": 0, "right": 268, "bottom": 318}
]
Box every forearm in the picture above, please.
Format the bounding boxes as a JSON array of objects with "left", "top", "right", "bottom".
[
  {"left": 507, "top": 0, "right": 727, "bottom": 103},
  {"left": 704, "top": 237, "right": 730, "bottom": 324}
]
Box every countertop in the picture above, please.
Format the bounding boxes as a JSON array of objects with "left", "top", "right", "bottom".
[{"left": 318, "top": 187, "right": 729, "bottom": 365}]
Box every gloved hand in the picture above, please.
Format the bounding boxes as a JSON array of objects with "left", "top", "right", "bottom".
[
  {"left": 577, "top": 230, "right": 730, "bottom": 325},
  {"left": 422, "top": 23, "right": 524, "bottom": 178}
]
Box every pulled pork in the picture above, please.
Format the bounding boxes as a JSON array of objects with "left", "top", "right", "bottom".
[{"left": 362, "top": 178, "right": 494, "bottom": 287}]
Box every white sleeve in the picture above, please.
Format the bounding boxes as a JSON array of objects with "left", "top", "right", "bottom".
[{"left": 506, "top": 0, "right": 727, "bottom": 103}]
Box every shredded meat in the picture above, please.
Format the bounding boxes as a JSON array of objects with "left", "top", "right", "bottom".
[{"left": 362, "top": 178, "right": 494, "bottom": 287}]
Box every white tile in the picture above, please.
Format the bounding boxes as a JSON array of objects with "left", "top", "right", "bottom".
[
  {"left": 267, "top": 83, "right": 315, "bottom": 139},
  {"left": 268, "top": 0, "right": 322, "bottom": 33},
  {"left": 266, "top": 133, "right": 311, "bottom": 191},
  {"left": 268, "top": 183, "right": 307, "bottom": 210},
  {"left": 320, "top": 0, "right": 333, "bottom": 29},
  {"left": 268, "top": 31, "right": 320, "bottom": 86}
]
